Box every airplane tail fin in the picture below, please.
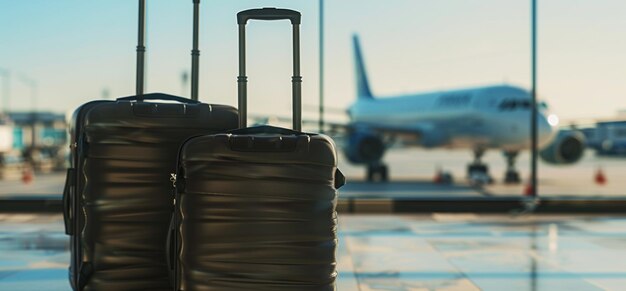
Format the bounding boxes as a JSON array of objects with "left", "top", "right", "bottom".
[{"left": 353, "top": 34, "right": 374, "bottom": 99}]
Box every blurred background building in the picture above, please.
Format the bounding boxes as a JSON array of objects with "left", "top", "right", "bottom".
[{"left": 0, "top": 111, "right": 67, "bottom": 177}]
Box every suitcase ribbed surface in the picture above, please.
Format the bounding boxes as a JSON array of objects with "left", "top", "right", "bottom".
[
  {"left": 176, "top": 132, "right": 339, "bottom": 291},
  {"left": 78, "top": 102, "right": 237, "bottom": 290}
]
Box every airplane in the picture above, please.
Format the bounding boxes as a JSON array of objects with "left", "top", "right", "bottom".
[{"left": 334, "top": 35, "right": 586, "bottom": 183}]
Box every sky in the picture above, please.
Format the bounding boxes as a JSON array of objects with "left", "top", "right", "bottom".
[{"left": 1, "top": 0, "right": 626, "bottom": 122}]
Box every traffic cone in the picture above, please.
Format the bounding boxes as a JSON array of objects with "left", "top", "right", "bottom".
[
  {"left": 22, "top": 168, "right": 34, "bottom": 184},
  {"left": 524, "top": 183, "right": 534, "bottom": 196},
  {"left": 434, "top": 169, "right": 443, "bottom": 184},
  {"left": 595, "top": 168, "right": 606, "bottom": 185}
]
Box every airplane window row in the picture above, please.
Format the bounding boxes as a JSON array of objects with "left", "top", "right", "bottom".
[
  {"left": 499, "top": 99, "right": 549, "bottom": 111},
  {"left": 499, "top": 99, "right": 532, "bottom": 110}
]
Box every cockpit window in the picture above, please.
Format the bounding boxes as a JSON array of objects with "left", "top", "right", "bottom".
[{"left": 499, "top": 99, "right": 534, "bottom": 111}]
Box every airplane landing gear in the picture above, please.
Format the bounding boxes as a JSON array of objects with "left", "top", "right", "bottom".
[
  {"left": 467, "top": 149, "right": 493, "bottom": 185},
  {"left": 367, "top": 162, "right": 389, "bottom": 182},
  {"left": 504, "top": 151, "right": 521, "bottom": 184}
]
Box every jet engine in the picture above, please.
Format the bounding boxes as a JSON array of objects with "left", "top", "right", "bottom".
[
  {"left": 540, "top": 130, "right": 586, "bottom": 165},
  {"left": 344, "top": 132, "right": 385, "bottom": 164}
]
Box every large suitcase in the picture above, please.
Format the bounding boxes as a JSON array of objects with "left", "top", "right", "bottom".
[
  {"left": 63, "top": 1, "right": 239, "bottom": 290},
  {"left": 169, "top": 8, "right": 346, "bottom": 291}
]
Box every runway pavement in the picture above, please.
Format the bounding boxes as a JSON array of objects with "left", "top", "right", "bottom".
[
  {"left": 1, "top": 148, "right": 625, "bottom": 199},
  {"left": 0, "top": 172, "right": 66, "bottom": 198},
  {"left": 338, "top": 148, "right": 626, "bottom": 198}
]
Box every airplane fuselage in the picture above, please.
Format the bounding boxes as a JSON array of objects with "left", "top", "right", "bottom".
[{"left": 348, "top": 85, "right": 557, "bottom": 152}]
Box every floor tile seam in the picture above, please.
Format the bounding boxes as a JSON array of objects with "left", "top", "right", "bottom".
[
  {"left": 425, "top": 236, "right": 481, "bottom": 290},
  {"left": 342, "top": 235, "right": 365, "bottom": 291}
]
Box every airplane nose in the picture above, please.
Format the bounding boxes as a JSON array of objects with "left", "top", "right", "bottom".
[{"left": 538, "top": 113, "right": 557, "bottom": 147}]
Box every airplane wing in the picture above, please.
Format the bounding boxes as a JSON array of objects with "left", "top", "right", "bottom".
[{"left": 249, "top": 114, "right": 423, "bottom": 147}]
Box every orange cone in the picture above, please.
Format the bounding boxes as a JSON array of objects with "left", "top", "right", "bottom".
[
  {"left": 434, "top": 171, "right": 442, "bottom": 184},
  {"left": 524, "top": 183, "right": 534, "bottom": 196},
  {"left": 22, "top": 168, "right": 34, "bottom": 184},
  {"left": 595, "top": 168, "right": 606, "bottom": 185},
  {"left": 433, "top": 166, "right": 443, "bottom": 184}
]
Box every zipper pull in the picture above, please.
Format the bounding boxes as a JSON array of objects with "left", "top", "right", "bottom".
[
  {"left": 170, "top": 173, "right": 177, "bottom": 207},
  {"left": 170, "top": 173, "right": 177, "bottom": 188}
]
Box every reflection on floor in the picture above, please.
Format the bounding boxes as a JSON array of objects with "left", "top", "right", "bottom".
[{"left": 2, "top": 214, "right": 626, "bottom": 290}]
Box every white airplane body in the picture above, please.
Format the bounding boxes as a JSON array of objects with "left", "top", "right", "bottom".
[
  {"left": 341, "top": 35, "right": 584, "bottom": 182},
  {"left": 349, "top": 85, "right": 556, "bottom": 151}
]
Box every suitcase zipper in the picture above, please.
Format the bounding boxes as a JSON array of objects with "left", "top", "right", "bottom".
[
  {"left": 170, "top": 173, "right": 177, "bottom": 187},
  {"left": 170, "top": 173, "right": 177, "bottom": 205}
]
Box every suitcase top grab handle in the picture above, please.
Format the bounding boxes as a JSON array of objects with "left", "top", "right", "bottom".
[
  {"left": 117, "top": 93, "right": 201, "bottom": 104},
  {"left": 237, "top": 8, "right": 302, "bottom": 132},
  {"left": 237, "top": 8, "right": 301, "bottom": 25}
]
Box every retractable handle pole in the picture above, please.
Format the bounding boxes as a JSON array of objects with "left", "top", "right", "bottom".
[
  {"left": 190, "top": 0, "right": 200, "bottom": 101},
  {"left": 136, "top": 0, "right": 146, "bottom": 97},
  {"left": 237, "top": 8, "right": 302, "bottom": 131},
  {"left": 134, "top": 0, "right": 202, "bottom": 101}
]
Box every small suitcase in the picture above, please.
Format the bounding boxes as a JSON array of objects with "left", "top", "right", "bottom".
[
  {"left": 63, "top": 1, "right": 239, "bottom": 290},
  {"left": 169, "top": 8, "right": 346, "bottom": 291}
]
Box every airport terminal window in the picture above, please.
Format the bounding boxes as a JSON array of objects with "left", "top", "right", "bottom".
[
  {"left": 1, "top": 1, "right": 626, "bottom": 205},
  {"left": 4, "top": 3, "right": 626, "bottom": 291}
]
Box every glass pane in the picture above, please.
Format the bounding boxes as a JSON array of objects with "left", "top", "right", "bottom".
[
  {"left": 2, "top": 1, "right": 626, "bottom": 291},
  {"left": 1, "top": 0, "right": 626, "bottom": 201}
]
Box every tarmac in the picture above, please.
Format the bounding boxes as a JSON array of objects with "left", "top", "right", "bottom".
[{"left": 1, "top": 148, "right": 625, "bottom": 199}]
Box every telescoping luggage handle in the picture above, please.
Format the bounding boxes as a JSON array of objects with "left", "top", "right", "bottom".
[
  {"left": 127, "top": 0, "right": 202, "bottom": 103},
  {"left": 237, "top": 8, "right": 302, "bottom": 131}
]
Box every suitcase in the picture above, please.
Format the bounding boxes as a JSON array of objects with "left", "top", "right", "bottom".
[
  {"left": 169, "top": 8, "right": 346, "bottom": 291},
  {"left": 62, "top": 1, "right": 239, "bottom": 290}
]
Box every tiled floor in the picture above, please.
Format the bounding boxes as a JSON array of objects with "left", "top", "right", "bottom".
[{"left": 2, "top": 214, "right": 626, "bottom": 290}]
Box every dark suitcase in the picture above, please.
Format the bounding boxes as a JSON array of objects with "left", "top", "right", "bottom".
[
  {"left": 169, "top": 8, "right": 346, "bottom": 291},
  {"left": 63, "top": 1, "right": 239, "bottom": 290}
]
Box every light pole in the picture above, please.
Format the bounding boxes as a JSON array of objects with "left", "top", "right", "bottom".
[
  {"left": 530, "top": 0, "right": 538, "bottom": 198},
  {"left": 181, "top": 71, "right": 189, "bottom": 96},
  {"left": 19, "top": 75, "right": 38, "bottom": 150},
  {"left": 19, "top": 76, "right": 38, "bottom": 113},
  {"left": 0, "top": 68, "right": 9, "bottom": 115},
  {"left": 102, "top": 88, "right": 111, "bottom": 99},
  {"left": 319, "top": 0, "right": 325, "bottom": 133}
]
